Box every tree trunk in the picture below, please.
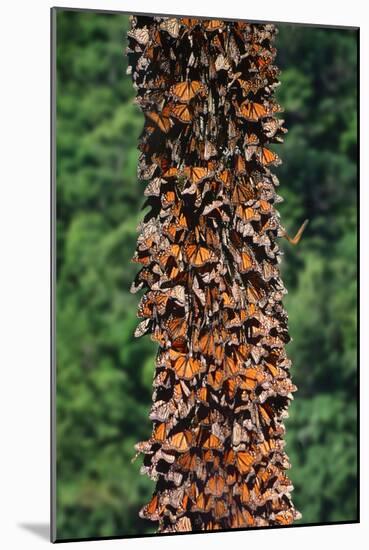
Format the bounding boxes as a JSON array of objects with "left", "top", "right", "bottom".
[{"left": 127, "top": 15, "right": 301, "bottom": 532}]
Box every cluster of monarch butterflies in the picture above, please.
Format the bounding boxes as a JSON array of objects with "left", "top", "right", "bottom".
[{"left": 126, "top": 15, "right": 301, "bottom": 533}]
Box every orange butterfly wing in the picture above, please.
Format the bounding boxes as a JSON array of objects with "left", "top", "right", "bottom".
[
  {"left": 240, "top": 251, "right": 253, "bottom": 272},
  {"left": 152, "top": 422, "right": 167, "bottom": 441},
  {"left": 185, "top": 243, "right": 216, "bottom": 267},
  {"left": 146, "top": 106, "right": 172, "bottom": 133},
  {"left": 177, "top": 451, "right": 196, "bottom": 471},
  {"left": 260, "top": 147, "right": 279, "bottom": 165},
  {"left": 201, "top": 433, "right": 222, "bottom": 450},
  {"left": 239, "top": 101, "right": 268, "bottom": 121},
  {"left": 173, "top": 355, "right": 201, "bottom": 380},
  {"left": 236, "top": 451, "right": 254, "bottom": 474},
  {"left": 167, "top": 431, "right": 192, "bottom": 453},
  {"left": 205, "top": 475, "right": 225, "bottom": 497},
  {"left": 170, "top": 81, "right": 204, "bottom": 102},
  {"left": 204, "top": 20, "right": 224, "bottom": 31},
  {"left": 170, "top": 103, "right": 192, "bottom": 123}
]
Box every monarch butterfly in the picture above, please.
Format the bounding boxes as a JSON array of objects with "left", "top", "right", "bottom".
[
  {"left": 159, "top": 18, "right": 180, "bottom": 38},
  {"left": 162, "top": 218, "right": 178, "bottom": 241},
  {"left": 258, "top": 147, "right": 280, "bottom": 166},
  {"left": 201, "top": 432, "right": 222, "bottom": 450},
  {"left": 236, "top": 451, "right": 255, "bottom": 474},
  {"left": 152, "top": 422, "right": 167, "bottom": 442},
  {"left": 139, "top": 493, "right": 161, "bottom": 520},
  {"left": 137, "top": 161, "right": 157, "bottom": 181},
  {"left": 245, "top": 145, "right": 281, "bottom": 166},
  {"left": 223, "top": 307, "right": 244, "bottom": 327},
  {"left": 169, "top": 103, "right": 192, "bottom": 123},
  {"left": 221, "top": 290, "right": 236, "bottom": 309},
  {"left": 239, "top": 250, "right": 255, "bottom": 273},
  {"left": 153, "top": 369, "right": 171, "bottom": 388},
  {"left": 145, "top": 75, "right": 168, "bottom": 90},
  {"left": 161, "top": 166, "right": 179, "bottom": 179},
  {"left": 177, "top": 451, "right": 197, "bottom": 472},
  {"left": 204, "top": 285, "right": 219, "bottom": 309},
  {"left": 263, "top": 118, "right": 287, "bottom": 138},
  {"left": 216, "top": 169, "right": 232, "bottom": 186},
  {"left": 259, "top": 64, "right": 281, "bottom": 81},
  {"left": 170, "top": 80, "right": 205, "bottom": 102},
  {"left": 165, "top": 430, "right": 193, "bottom": 453},
  {"left": 172, "top": 355, "right": 202, "bottom": 380},
  {"left": 199, "top": 411, "right": 214, "bottom": 427},
  {"left": 203, "top": 19, "right": 225, "bottom": 32},
  {"left": 234, "top": 154, "right": 247, "bottom": 175},
  {"left": 237, "top": 100, "right": 268, "bottom": 121},
  {"left": 234, "top": 343, "right": 252, "bottom": 362},
  {"left": 173, "top": 380, "right": 190, "bottom": 401},
  {"left": 212, "top": 34, "right": 225, "bottom": 53},
  {"left": 191, "top": 492, "right": 212, "bottom": 513},
  {"left": 157, "top": 243, "right": 182, "bottom": 267},
  {"left": 127, "top": 26, "right": 150, "bottom": 45},
  {"left": 134, "top": 318, "right": 151, "bottom": 338},
  {"left": 197, "top": 330, "right": 215, "bottom": 356},
  {"left": 244, "top": 133, "right": 259, "bottom": 146},
  {"left": 215, "top": 54, "right": 231, "bottom": 72},
  {"left": 184, "top": 242, "right": 217, "bottom": 267},
  {"left": 164, "top": 315, "right": 187, "bottom": 339},
  {"left": 231, "top": 179, "right": 254, "bottom": 204},
  {"left": 175, "top": 516, "right": 192, "bottom": 531},
  {"left": 146, "top": 105, "right": 172, "bottom": 133},
  {"left": 144, "top": 177, "right": 163, "bottom": 197},
  {"left": 237, "top": 77, "right": 265, "bottom": 95},
  {"left": 231, "top": 506, "right": 255, "bottom": 528},
  {"left": 234, "top": 21, "right": 251, "bottom": 32},
  {"left": 169, "top": 285, "right": 186, "bottom": 305},
  {"left": 214, "top": 344, "right": 225, "bottom": 365},
  {"left": 235, "top": 204, "right": 261, "bottom": 222},
  {"left": 246, "top": 280, "right": 265, "bottom": 304},
  {"left": 200, "top": 450, "right": 213, "bottom": 465},
  {"left": 137, "top": 295, "right": 154, "bottom": 319},
  {"left": 263, "top": 360, "right": 280, "bottom": 378},
  {"left": 149, "top": 399, "right": 177, "bottom": 422},
  {"left": 223, "top": 448, "right": 236, "bottom": 467},
  {"left": 223, "top": 354, "right": 238, "bottom": 377},
  {"left": 203, "top": 140, "right": 217, "bottom": 160},
  {"left": 205, "top": 475, "right": 226, "bottom": 497},
  {"left": 150, "top": 327, "right": 167, "bottom": 347},
  {"left": 226, "top": 466, "right": 237, "bottom": 487},
  {"left": 131, "top": 251, "right": 151, "bottom": 267},
  {"left": 228, "top": 34, "right": 240, "bottom": 60},
  {"left": 274, "top": 510, "right": 296, "bottom": 525},
  {"left": 259, "top": 198, "right": 272, "bottom": 213},
  {"left": 180, "top": 18, "right": 199, "bottom": 30},
  {"left": 239, "top": 483, "right": 250, "bottom": 504},
  {"left": 150, "top": 28, "right": 163, "bottom": 47},
  {"left": 183, "top": 166, "right": 214, "bottom": 185},
  {"left": 224, "top": 377, "right": 237, "bottom": 399},
  {"left": 255, "top": 24, "right": 275, "bottom": 42},
  {"left": 258, "top": 402, "right": 274, "bottom": 426},
  {"left": 238, "top": 368, "right": 264, "bottom": 390},
  {"left": 161, "top": 190, "right": 176, "bottom": 208},
  {"left": 255, "top": 53, "right": 274, "bottom": 70}
]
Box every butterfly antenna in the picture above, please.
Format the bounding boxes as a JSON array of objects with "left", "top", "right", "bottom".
[
  {"left": 131, "top": 451, "right": 140, "bottom": 464},
  {"left": 282, "top": 219, "right": 309, "bottom": 245}
]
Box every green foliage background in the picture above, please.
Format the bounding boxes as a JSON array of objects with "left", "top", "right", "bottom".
[{"left": 55, "top": 10, "right": 358, "bottom": 540}]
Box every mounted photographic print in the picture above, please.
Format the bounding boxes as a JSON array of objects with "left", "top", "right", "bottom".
[{"left": 51, "top": 7, "right": 359, "bottom": 543}]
